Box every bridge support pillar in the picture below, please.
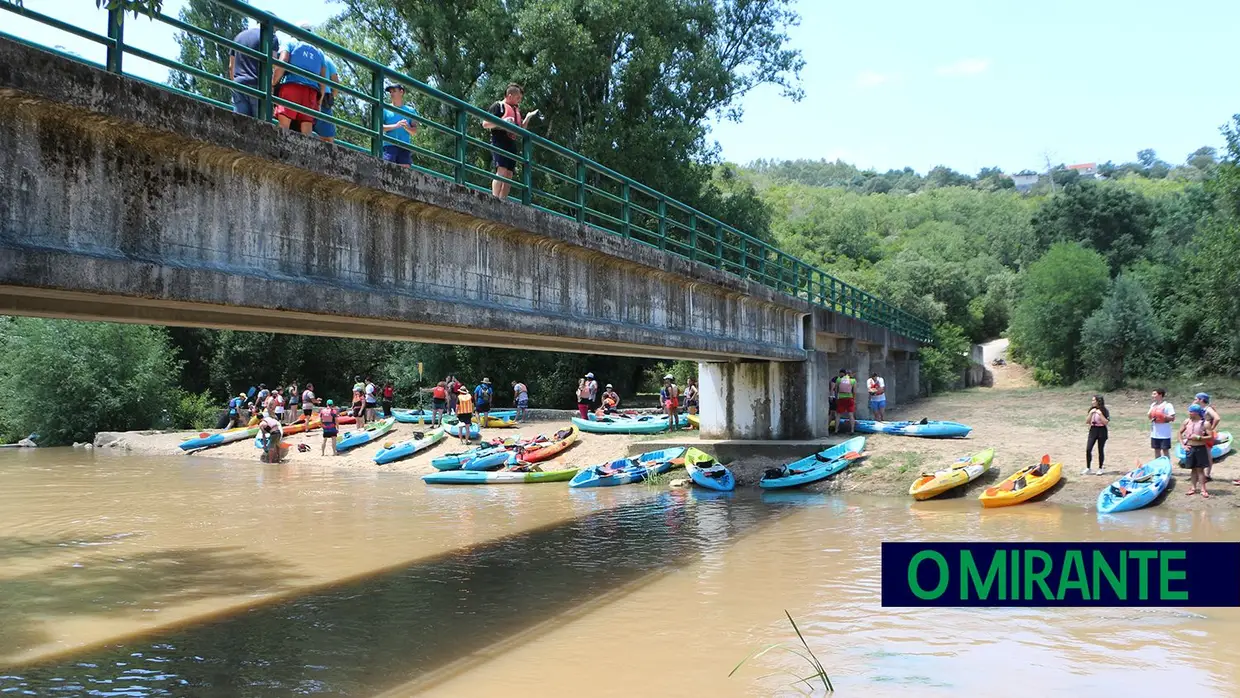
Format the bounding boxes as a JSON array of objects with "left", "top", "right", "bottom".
[{"left": 697, "top": 359, "right": 816, "bottom": 440}]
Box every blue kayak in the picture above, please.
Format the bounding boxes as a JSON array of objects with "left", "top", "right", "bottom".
[
  {"left": 573, "top": 414, "right": 689, "bottom": 435},
  {"left": 446, "top": 422, "right": 481, "bottom": 439},
  {"left": 684, "top": 448, "right": 735, "bottom": 492},
  {"left": 395, "top": 409, "right": 515, "bottom": 424},
  {"left": 1173, "top": 431, "right": 1233, "bottom": 463},
  {"left": 760, "top": 437, "right": 866, "bottom": 489},
  {"left": 180, "top": 426, "right": 258, "bottom": 451},
  {"left": 373, "top": 427, "right": 446, "bottom": 465},
  {"left": 569, "top": 447, "right": 687, "bottom": 488},
  {"left": 852, "top": 420, "right": 971, "bottom": 438},
  {"left": 463, "top": 448, "right": 514, "bottom": 471},
  {"left": 336, "top": 417, "right": 397, "bottom": 453},
  {"left": 1097, "top": 456, "right": 1172, "bottom": 514}
]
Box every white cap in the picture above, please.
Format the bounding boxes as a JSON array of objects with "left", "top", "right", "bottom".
[{"left": 664, "top": 374, "right": 675, "bottom": 380}]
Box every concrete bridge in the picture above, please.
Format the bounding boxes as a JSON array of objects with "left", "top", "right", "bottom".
[{"left": 0, "top": 37, "right": 921, "bottom": 440}]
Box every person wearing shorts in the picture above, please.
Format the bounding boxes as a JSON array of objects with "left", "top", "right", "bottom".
[
  {"left": 454, "top": 387, "right": 475, "bottom": 445},
  {"left": 312, "top": 57, "right": 339, "bottom": 143},
  {"left": 301, "top": 383, "right": 317, "bottom": 419},
  {"left": 661, "top": 374, "right": 681, "bottom": 431},
  {"left": 270, "top": 25, "right": 327, "bottom": 135},
  {"left": 836, "top": 370, "right": 856, "bottom": 435},
  {"left": 382, "top": 84, "right": 418, "bottom": 167},
  {"left": 1147, "top": 388, "right": 1175, "bottom": 459},
  {"left": 867, "top": 372, "right": 887, "bottom": 421},
  {"left": 1181, "top": 404, "right": 1212, "bottom": 497},
  {"left": 431, "top": 381, "right": 449, "bottom": 426},
  {"left": 483, "top": 83, "right": 540, "bottom": 199},
  {"left": 319, "top": 399, "right": 339, "bottom": 456}
]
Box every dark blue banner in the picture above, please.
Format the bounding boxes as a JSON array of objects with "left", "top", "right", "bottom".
[{"left": 881, "top": 542, "right": 1240, "bottom": 607}]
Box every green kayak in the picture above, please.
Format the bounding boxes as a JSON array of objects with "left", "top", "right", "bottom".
[{"left": 423, "top": 467, "right": 578, "bottom": 485}]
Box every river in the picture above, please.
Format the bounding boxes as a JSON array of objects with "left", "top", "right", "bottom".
[{"left": 1, "top": 449, "right": 1238, "bottom": 696}]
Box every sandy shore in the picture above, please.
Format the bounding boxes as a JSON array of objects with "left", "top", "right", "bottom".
[{"left": 115, "top": 417, "right": 643, "bottom": 477}]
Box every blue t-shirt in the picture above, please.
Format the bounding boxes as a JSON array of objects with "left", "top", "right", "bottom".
[
  {"left": 282, "top": 40, "right": 325, "bottom": 88},
  {"left": 383, "top": 104, "right": 419, "bottom": 145},
  {"left": 322, "top": 57, "right": 338, "bottom": 95},
  {"left": 231, "top": 28, "right": 278, "bottom": 86},
  {"left": 228, "top": 397, "right": 242, "bottom": 414},
  {"left": 474, "top": 384, "right": 493, "bottom": 406}
]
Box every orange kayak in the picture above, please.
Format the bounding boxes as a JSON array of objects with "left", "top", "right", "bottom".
[{"left": 518, "top": 426, "right": 579, "bottom": 463}]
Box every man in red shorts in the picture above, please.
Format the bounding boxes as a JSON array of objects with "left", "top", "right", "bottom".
[{"left": 270, "top": 23, "right": 327, "bottom": 135}]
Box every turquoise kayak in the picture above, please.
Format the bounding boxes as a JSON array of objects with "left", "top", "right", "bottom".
[
  {"left": 852, "top": 420, "right": 971, "bottom": 438},
  {"left": 1097, "top": 456, "right": 1172, "bottom": 514},
  {"left": 373, "top": 427, "right": 446, "bottom": 465},
  {"left": 180, "top": 426, "right": 259, "bottom": 451},
  {"left": 393, "top": 409, "right": 432, "bottom": 424},
  {"left": 463, "top": 448, "right": 514, "bottom": 471},
  {"left": 446, "top": 422, "right": 481, "bottom": 439},
  {"left": 684, "top": 448, "right": 735, "bottom": 492},
  {"left": 336, "top": 417, "right": 396, "bottom": 453},
  {"left": 760, "top": 437, "right": 866, "bottom": 489},
  {"left": 424, "top": 467, "right": 578, "bottom": 485},
  {"left": 569, "top": 447, "right": 687, "bottom": 488},
  {"left": 430, "top": 443, "right": 503, "bottom": 471},
  {"left": 1173, "top": 431, "right": 1233, "bottom": 463},
  {"left": 572, "top": 414, "right": 688, "bottom": 435}
]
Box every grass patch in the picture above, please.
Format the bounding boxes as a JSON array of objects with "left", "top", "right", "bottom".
[{"left": 731, "top": 610, "right": 833, "bottom": 692}]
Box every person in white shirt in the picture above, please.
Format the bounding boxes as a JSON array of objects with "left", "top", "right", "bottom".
[
  {"left": 1147, "top": 388, "right": 1175, "bottom": 459},
  {"left": 867, "top": 372, "right": 887, "bottom": 421}
]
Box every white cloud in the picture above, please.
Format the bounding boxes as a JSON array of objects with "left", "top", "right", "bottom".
[
  {"left": 856, "top": 70, "right": 896, "bottom": 88},
  {"left": 936, "top": 58, "right": 990, "bottom": 77}
]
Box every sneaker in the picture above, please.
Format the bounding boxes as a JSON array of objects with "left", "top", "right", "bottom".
[
  {"left": 1080, "top": 468, "right": 1091, "bottom": 476},
  {"left": 1094, "top": 470, "right": 1104, "bottom": 476}
]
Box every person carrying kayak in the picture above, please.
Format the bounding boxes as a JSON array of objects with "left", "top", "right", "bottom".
[
  {"left": 259, "top": 414, "right": 284, "bottom": 463},
  {"left": 474, "top": 378, "right": 494, "bottom": 421},
  {"left": 1180, "top": 404, "right": 1213, "bottom": 497},
  {"left": 836, "top": 370, "right": 856, "bottom": 435},
  {"left": 319, "top": 399, "right": 339, "bottom": 456},
  {"left": 455, "top": 386, "right": 475, "bottom": 445},
  {"left": 512, "top": 380, "right": 529, "bottom": 422}
]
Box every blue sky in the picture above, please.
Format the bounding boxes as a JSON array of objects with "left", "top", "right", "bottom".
[{"left": 6, "top": 0, "right": 1236, "bottom": 175}]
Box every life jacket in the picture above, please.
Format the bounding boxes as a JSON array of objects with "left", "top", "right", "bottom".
[
  {"left": 320, "top": 408, "right": 336, "bottom": 426},
  {"left": 383, "top": 385, "right": 394, "bottom": 400},
  {"left": 433, "top": 386, "right": 447, "bottom": 400},
  {"left": 457, "top": 393, "right": 474, "bottom": 414},
  {"left": 497, "top": 100, "right": 522, "bottom": 126},
  {"left": 578, "top": 383, "right": 591, "bottom": 400},
  {"left": 838, "top": 377, "right": 854, "bottom": 398}
]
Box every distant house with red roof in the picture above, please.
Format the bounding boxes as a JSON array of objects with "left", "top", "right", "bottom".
[{"left": 1066, "top": 162, "right": 1099, "bottom": 178}]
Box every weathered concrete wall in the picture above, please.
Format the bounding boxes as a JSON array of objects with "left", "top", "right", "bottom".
[
  {"left": 0, "top": 38, "right": 811, "bottom": 361},
  {"left": 697, "top": 360, "right": 813, "bottom": 440}
]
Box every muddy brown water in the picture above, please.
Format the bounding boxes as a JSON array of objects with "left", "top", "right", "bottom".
[{"left": 2, "top": 448, "right": 1239, "bottom": 696}]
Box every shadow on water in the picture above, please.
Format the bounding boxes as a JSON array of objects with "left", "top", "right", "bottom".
[
  {"left": 0, "top": 541, "right": 304, "bottom": 662},
  {"left": 1, "top": 491, "right": 783, "bottom": 697}
]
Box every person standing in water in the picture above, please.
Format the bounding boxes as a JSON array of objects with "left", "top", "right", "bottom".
[
  {"left": 1148, "top": 388, "right": 1175, "bottom": 460},
  {"left": 1181, "top": 404, "right": 1213, "bottom": 498},
  {"left": 1084, "top": 395, "right": 1109, "bottom": 476},
  {"left": 259, "top": 413, "right": 283, "bottom": 463},
  {"left": 319, "top": 399, "right": 339, "bottom": 456}
]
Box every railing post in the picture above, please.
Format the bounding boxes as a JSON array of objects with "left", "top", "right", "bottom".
[
  {"left": 576, "top": 161, "right": 587, "bottom": 223},
  {"left": 715, "top": 224, "right": 724, "bottom": 268},
  {"left": 369, "top": 69, "right": 384, "bottom": 159},
  {"left": 521, "top": 137, "right": 533, "bottom": 205},
  {"left": 454, "top": 109, "right": 468, "bottom": 184},
  {"left": 621, "top": 182, "right": 631, "bottom": 238},
  {"left": 258, "top": 20, "right": 275, "bottom": 122},
  {"left": 657, "top": 199, "right": 667, "bottom": 251},
  {"left": 688, "top": 215, "right": 697, "bottom": 263},
  {"left": 105, "top": 7, "right": 123, "bottom": 74},
  {"left": 739, "top": 237, "right": 748, "bottom": 277}
]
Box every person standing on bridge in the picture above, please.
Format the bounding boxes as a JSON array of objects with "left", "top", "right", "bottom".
[
  {"left": 271, "top": 23, "right": 328, "bottom": 135},
  {"left": 382, "top": 84, "right": 419, "bottom": 168},
  {"left": 312, "top": 56, "right": 340, "bottom": 143},
  {"left": 483, "top": 83, "right": 540, "bottom": 200},
  {"left": 228, "top": 24, "right": 279, "bottom": 118}
]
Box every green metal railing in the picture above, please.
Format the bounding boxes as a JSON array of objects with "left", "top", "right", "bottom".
[{"left": 0, "top": 0, "right": 932, "bottom": 343}]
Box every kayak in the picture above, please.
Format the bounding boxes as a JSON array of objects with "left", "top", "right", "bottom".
[
  {"left": 760, "top": 437, "right": 866, "bottom": 489},
  {"left": 573, "top": 414, "right": 688, "bottom": 435},
  {"left": 853, "top": 419, "right": 972, "bottom": 438},
  {"left": 431, "top": 444, "right": 504, "bottom": 471},
  {"left": 424, "top": 466, "right": 578, "bottom": 485},
  {"left": 336, "top": 417, "right": 397, "bottom": 453},
  {"left": 463, "top": 448, "right": 514, "bottom": 471},
  {"left": 446, "top": 422, "right": 481, "bottom": 439},
  {"left": 1097, "top": 456, "right": 1172, "bottom": 514},
  {"left": 516, "top": 426, "right": 579, "bottom": 463},
  {"left": 683, "top": 448, "right": 735, "bottom": 492},
  {"left": 979, "top": 456, "right": 1062, "bottom": 508},
  {"left": 1173, "top": 431, "right": 1233, "bottom": 463},
  {"left": 477, "top": 414, "right": 518, "bottom": 428},
  {"left": 180, "top": 426, "right": 259, "bottom": 451},
  {"left": 251, "top": 420, "right": 318, "bottom": 447},
  {"left": 909, "top": 448, "right": 995, "bottom": 500},
  {"left": 373, "top": 427, "right": 446, "bottom": 465},
  {"left": 569, "top": 447, "right": 687, "bottom": 488},
  {"left": 686, "top": 414, "right": 700, "bottom": 429},
  {"left": 393, "top": 409, "right": 432, "bottom": 424}
]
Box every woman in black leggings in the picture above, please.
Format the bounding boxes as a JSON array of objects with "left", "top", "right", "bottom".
[{"left": 1084, "top": 395, "right": 1110, "bottom": 475}]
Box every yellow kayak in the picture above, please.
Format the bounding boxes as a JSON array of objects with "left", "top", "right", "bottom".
[
  {"left": 979, "top": 456, "right": 1062, "bottom": 508},
  {"left": 478, "top": 414, "right": 518, "bottom": 428},
  {"left": 686, "top": 414, "right": 700, "bottom": 429},
  {"left": 910, "top": 448, "right": 994, "bottom": 500}
]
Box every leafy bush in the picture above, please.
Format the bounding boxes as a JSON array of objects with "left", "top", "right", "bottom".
[
  {"left": 173, "top": 390, "right": 220, "bottom": 430},
  {"left": 0, "top": 319, "right": 181, "bottom": 445},
  {"left": 919, "top": 323, "right": 971, "bottom": 394},
  {"left": 1080, "top": 276, "right": 1164, "bottom": 390}
]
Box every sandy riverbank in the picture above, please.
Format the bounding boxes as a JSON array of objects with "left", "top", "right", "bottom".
[{"left": 113, "top": 417, "right": 644, "bottom": 477}]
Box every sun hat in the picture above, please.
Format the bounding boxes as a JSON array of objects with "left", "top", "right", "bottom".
[
  {"left": 586, "top": 372, "right": 595, "bottom": 378},
  {"left": 458, "top": 386, "right": 469, "bottom": 394},
  {"left": 483, "top": 377, "right": 491, "bottom": 384}
]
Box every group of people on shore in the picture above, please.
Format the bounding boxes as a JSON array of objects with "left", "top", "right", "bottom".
[
  {"left": 1083, "top": 389, "right": 1226, "bottom": 497},
  {"left": 227, "top": 23, "right": 535, "bottom": 197},
  {"left": 826, "top": 369, "right": 887, "bottom": 434}
]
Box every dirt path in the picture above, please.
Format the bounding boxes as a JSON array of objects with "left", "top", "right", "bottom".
[{"left": 813, "top": 380, "right": 1239, "bottom": 510}]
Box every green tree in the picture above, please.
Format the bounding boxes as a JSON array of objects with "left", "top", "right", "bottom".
[
  {"left": 0, "top": 319, "right": 181, "bottom": 445},
  {"left": 1030, "top": 183, "right": 1152, "bottom": 273},
  {"left": 918, "top": 323, "right": 971, "bottom": 394},
  {"left": 167, "top": 0, "right": 250, "bottom": 103},
  {"left": 1080, "top": 276, "right": 1164, "bottom": 390},
  {"left": 1009, "top": 242, "right": 1111, "bottom": 383}
]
